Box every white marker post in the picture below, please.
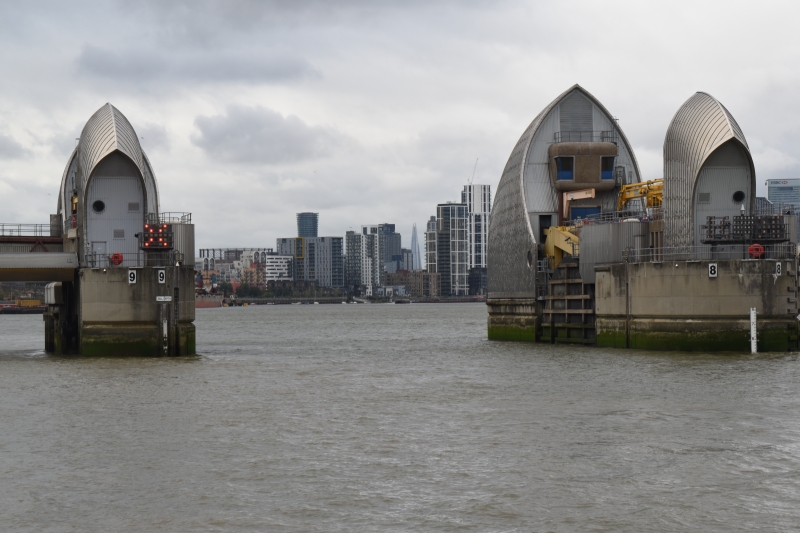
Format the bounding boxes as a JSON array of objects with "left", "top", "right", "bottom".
[{"left": 750, "top": 307, "right": 757, "bottom": 354}]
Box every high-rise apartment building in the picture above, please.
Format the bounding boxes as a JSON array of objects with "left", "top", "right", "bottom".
[
  {"left": 276, "top": 236, "right": 343, "bottom": 287},
  {"left": 461, "top": 184, "right": 491, "bottom": 269},
  {"left": 296, "top": 212, "right": 319, "bottom": 238},
  {"left": 425, "top": 215, "right": 437, "bottom": 273},
  {"left": 363, "top": 223, "right": 401, "bottom": 283},
  {"left": 436, "top": 203, "right": 469, "bottom": 296},
  {"left": 345, "top": 230, "right": 379, "bottom": 291}
]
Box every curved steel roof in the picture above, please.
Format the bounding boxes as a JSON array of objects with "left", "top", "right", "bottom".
[
  {"left": 77, "top": 103, "right": 147, "bottom": 189},
  {"left": 57, "top": 103, "right": 160, "bottom": 219},
  {"left": 663, "top": 92, "right": 755, "bottom": 247},
  {"left": 488, "top": 84, "right": 642, "bottom": 299}
]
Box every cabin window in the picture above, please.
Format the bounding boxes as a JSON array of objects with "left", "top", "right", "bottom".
[
  {"left": 555, "top": 157, "right": 574, "bottom": 180},
  {"left": 601, "top": 157, "right": 615, "bottom": 179},
  {"left": 732, "top": 191, "right": 745, "bottom": 203},
  {"left": 92, "top": 200, "right": 105, "bottom": 213}
]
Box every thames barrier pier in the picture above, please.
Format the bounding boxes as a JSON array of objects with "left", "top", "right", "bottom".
[
  {"left": 0, "top": 104, "right": 196, "bottom": 356},
  {"left": 487, "top": 85, "right": 799, "bottom": 351}
]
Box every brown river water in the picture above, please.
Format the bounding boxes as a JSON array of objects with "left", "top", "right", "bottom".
[{"left": 2, "top": 303, "right": 800, "bottom": 532}]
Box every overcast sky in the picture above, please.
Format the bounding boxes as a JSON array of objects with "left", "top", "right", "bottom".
[{"left": 1, "top": 0, "right": 799, "bottom": 251}]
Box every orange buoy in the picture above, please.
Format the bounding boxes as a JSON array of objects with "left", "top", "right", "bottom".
[
  {"left": 748, "top": 243, "right": 764, "bottom": 259},
  {"left": 110, "top": 252, "right": 124, "bottom": 266}
]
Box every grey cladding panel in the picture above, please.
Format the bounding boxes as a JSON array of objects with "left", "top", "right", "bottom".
[{"left": 559, "top": 92, "right": 593, "bottom": 133}]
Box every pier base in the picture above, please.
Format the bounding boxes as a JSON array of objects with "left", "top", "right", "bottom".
[
  {"left": 595, "top": 259, "right": 799, "bottom": 352},
  {"left": 486, "top": 299, "right": 539, "bottom": 342}
]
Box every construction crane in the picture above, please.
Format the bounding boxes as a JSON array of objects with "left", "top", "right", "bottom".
[{"left": 617, "top": 179, "right": 663, "bottom": 211}]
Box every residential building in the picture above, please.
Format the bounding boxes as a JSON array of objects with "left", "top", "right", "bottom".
[
  {"left": 409, "top": 270, "right": 440, "bottom": 297},
  {"left": 276, "top": 236, "right": 344, "bottom": 288},
  {"left": 241, "top": 266, "right": 265, "bottom": 287},
  {"left": 401, "top": 248, "right": 414, "bottom": 271},
  {"left": 264, "top": 255, "right": 293, "bottom": 281},
  {"left": 461, "top": 184, "right": 491, "bottom": 269},
  {"left": 425, "top": 215, "right": 437, "bottom": 273},
  {"left": 345, "top": 230, "right": 378, "bottom": 292},
  {"left": 297, "top": 212, "right": 319, "bottom": 238},
  {"left": 468, "top": 266, "right": 487, "bottom": 296},
  {"left": 346, "top": 223, "right": 401, "bottom": 292},
  {"left": 436, "top": 203, "right": 469, "bottom": 296}
]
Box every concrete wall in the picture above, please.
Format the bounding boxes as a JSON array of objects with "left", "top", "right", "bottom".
[
  {"left": 78, "top": 266, "right": 196, "bottom": 356},
  {"left": 596, "top": 259, "right": 799, "bottom": 351},
  {"left": 486, "top": 299, "right": 539, "bottom": 342}
]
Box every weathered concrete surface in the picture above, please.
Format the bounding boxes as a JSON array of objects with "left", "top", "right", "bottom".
[
  {"left": 596, "top": 259, "right": 799, "bottom": 351},
  {"left": 77, "top": 266, "right": 196, "bottom": 356},
  {"left": 487, "top": 299, "right": 539, "bottom": 342}
]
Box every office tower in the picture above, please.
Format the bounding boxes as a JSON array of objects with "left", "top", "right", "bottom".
[
  {"left": 296, "top": 212, "right": 319, "bottom": 238},
  {"left": 767, "top": 180, "right": 800, "bottom": 208},
  {"left": 410, "top": 224, "right": 422, "bottom": 270}
]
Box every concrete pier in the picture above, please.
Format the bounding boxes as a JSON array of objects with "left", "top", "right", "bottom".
[{"left": 595, "top": 259, "right": 799, "bottom": 351}]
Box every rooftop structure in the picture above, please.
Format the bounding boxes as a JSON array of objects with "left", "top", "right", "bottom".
[{"left": 297, "top": 212, "right": 319, "bottom": 238}]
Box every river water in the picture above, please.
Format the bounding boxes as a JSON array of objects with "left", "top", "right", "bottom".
[{"left": 2, "top": 303, "right": 800, "bottom": 532}]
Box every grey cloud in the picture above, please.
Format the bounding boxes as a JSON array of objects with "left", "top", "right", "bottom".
[
  {"left": 0, "top": 134, "right": 29, "bottom": 159},
  {"left": 135, "top": 123, "right": 171, "bottom": 153},
  {"left": 76, "top": 45, "right": 319, "bottom": 84},
  {"left": 191, "top": 105, "right": 347, "bottom": 164}
]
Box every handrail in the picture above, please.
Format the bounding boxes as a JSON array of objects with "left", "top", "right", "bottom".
[
  {"left": 148, "top": 212, "right": 192, "bottom": 224},
  {"left": 554, "top": 130, "right": 618, "bottom": 143},
  {"left": 0, "top": 223, "right": 61, "bottom": 237},
  {"left": 84, "top": 251, "right": 185, "bottom": 268},
  {"left": 624, "top": 243, "right": 796, "bottom": 264}
]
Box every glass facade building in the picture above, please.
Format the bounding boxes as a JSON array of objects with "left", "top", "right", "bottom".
[
  {"left": 296, "top": 212, "right": 319, "bottom": 238},
  {"left": 767, "top": 179, "right": 800, "bottom": 207}
]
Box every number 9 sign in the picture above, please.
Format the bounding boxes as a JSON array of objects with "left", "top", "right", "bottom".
[
  {"left": 157, "top": 269, "right": 166, "bottom": 284},
  {"left": 128, "top": 269, "right": 137, "bottom": 284}
]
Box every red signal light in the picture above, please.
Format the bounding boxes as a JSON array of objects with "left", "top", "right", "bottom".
[{"left": 163, "top": 243, "right": 167, "bottom": 246}]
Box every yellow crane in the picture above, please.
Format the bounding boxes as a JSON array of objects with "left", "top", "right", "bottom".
[
  {"left": 543, "top": 226, "right": 580, "bottom": 269},
  {"left": 617, "top": 179, "right": 663, "bottom": 211}
]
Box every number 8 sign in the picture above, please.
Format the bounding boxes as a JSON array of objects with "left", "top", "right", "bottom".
[
  {"left": 128, "top": 269, "right": 137, "bottom": 284},
  {"left": 708, "top": 263, "right": 717, "bottom": 278},
  {"left": 157, "top": 269, "right": 166, "bottom": 284}
]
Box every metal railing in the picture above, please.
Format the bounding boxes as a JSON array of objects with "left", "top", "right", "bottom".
[
  {"left": 624, "top": 243, "right": 797, "bottom": 264},
  {"left": 84, "top": 251, "right": 185, "bottom": 268},
  {"left": 554, "top": 130, "right": 618, "bottom": 143},
  {"left": 149, "top": 212, "right": 192, "bottom": 224},
  {"left": 571, "top": 208, "right": 664, "bottom": 227},
  {"left": 0, "top": 223, "right": 60, "bottom": 237}
]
